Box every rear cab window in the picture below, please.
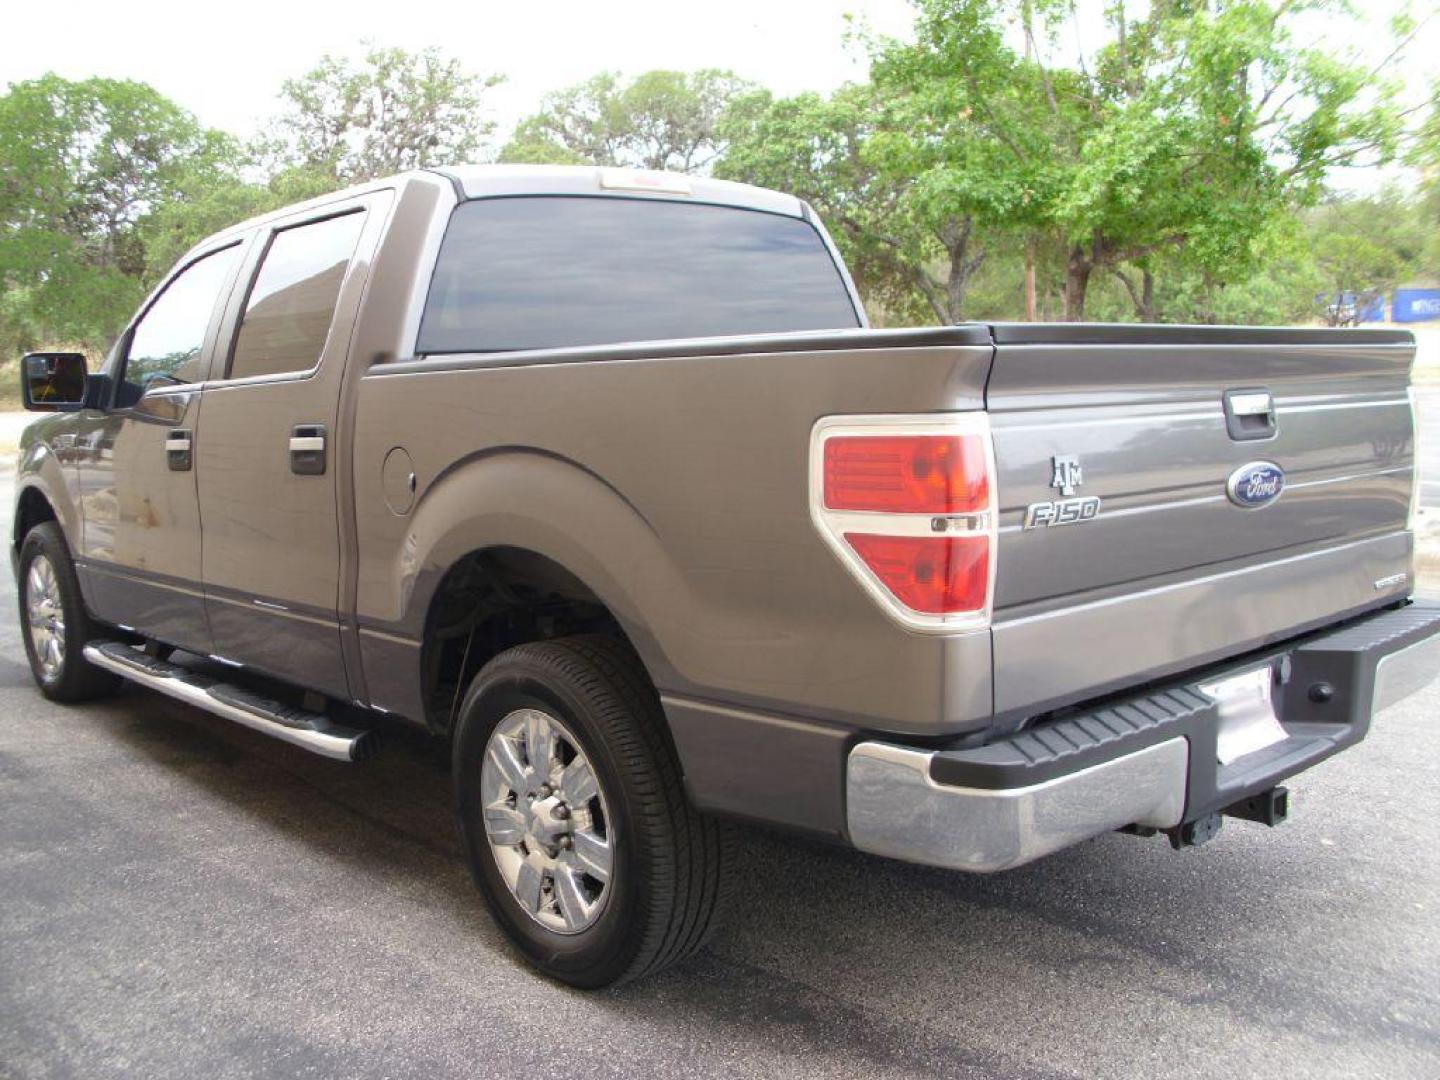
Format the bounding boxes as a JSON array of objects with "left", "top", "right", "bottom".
[{"left": 416, "top": 196, "right": 860, "bottom": 354}]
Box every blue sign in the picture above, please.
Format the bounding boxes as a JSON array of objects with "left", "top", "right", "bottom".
[
  {"left": 1393, "top": 289, "right": 1440, "bottom": 323},
  {"left": 1227, "top": 462, "right": 1285, "bottom": 509}
]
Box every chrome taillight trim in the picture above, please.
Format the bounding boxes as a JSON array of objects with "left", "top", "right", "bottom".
[{"left": 808, "top": 412, "right": 998, "bottom": 634}]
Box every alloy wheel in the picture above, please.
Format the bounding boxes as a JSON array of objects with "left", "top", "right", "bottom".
[
  {"left": 480, "top": 707, "right": 614, "bottom": 934},
  {"left": 26, "top": 554, "right": 65, "bottom": 680}
]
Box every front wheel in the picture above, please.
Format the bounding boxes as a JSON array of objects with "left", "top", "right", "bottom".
[
  {"left": 17, "top": 522, "right": 120, "bottom": 703},
  {"left": 454, "top": 635, "right": 732, "bottom": 988}
]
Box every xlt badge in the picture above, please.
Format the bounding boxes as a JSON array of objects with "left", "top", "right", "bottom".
[{"left": 1024, "top": 454, "right": 1102, "bottom": 529}]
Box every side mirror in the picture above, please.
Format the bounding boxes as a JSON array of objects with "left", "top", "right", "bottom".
[{"left": 22, "top": 352, "right": 89, "bottom": 412}]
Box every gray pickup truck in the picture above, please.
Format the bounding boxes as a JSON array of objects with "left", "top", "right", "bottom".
[{"left": 14, "top": 165, "right": 1440, "bottom": 987}]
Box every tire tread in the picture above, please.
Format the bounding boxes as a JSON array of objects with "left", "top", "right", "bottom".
[
  {"left": 532, "top": 634, "right": 732, "bottom": 983},
  {"left": 458, "top": 633, "right": 731, "bottom": 986},
  {"left": 18, "top": 522, "right": 119, "bottom": 703}
]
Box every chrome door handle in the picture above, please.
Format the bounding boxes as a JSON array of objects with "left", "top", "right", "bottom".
[
  {"left": 166, "top": 429, "right": 193, "bottom": 471},
  {"left": 289, "top": 424, "right": 327, "bottom": 476}
]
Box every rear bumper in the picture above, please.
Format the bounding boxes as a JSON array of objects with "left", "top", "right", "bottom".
[{"left": 847, "top": 601, "right": 1440, "bottom": 872}]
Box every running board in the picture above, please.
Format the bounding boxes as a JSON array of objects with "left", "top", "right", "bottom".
[{"left": 83, "top": 641, "right": 375, "bottom": 762}]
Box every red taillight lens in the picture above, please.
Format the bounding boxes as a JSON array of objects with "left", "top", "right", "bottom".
[
  {"left": 813, "top": 416, "right": 995, "bottom": 628},
  {"left": 843, "top": 534, "right": 989, "bottom": 615},
  {"left": 824, "top": 435, "right": 989, "bottom": 514}
]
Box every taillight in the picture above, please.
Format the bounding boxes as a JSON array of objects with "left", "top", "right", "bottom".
[
  {"left": 843, "top": 534, "right": 989, "bottom": 614},
  {"left": 824, "top": 435, "right": 989, "bottom": 513},
  {"left": 810, "top": 415, "right": 996, "bottom": 632}
]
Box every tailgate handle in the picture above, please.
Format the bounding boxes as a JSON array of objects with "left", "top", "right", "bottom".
[{"left": 1223, "top": 389, "right": 1276, "bottom": 441}]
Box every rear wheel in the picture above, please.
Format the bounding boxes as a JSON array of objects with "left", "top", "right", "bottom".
[
  {"left": 454, "top": 635, "right": 732, "bottom": 988},
  {"left": 18, "top": 522, "right": 120, "bottom": 702}
]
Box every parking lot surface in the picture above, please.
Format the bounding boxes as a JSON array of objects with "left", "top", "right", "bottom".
[{"left": 2, "top": 487, "right": 1439, "bottom": 1079}]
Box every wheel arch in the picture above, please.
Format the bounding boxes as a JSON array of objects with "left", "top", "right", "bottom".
[
  {"left": 14, "top": 484, "right": 59, "bottom": 551},
  {"left": 361, "top": 448, "right": 690, "bottom": 734},
  {"left": 417, "top": 544, "right": 655, "bottom": 736}
]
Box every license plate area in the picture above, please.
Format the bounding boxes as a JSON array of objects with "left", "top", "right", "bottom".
[{"left": 1199, "top": 664, "right": 1288, "bottom": 765}]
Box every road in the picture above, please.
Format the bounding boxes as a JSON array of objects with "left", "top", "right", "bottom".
[{"left": 2, "top": 488, "right": 1440, "bottom": 1078}]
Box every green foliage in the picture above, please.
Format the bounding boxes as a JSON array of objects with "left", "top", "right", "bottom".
[
  {"left": 861, "top": 0, "right": 1403, "bottom": 320},
  {"left": 0, "top": 74, "right": 235, "bottom": 349},
  {"left": 266, "top": 44, "right": 503, "bottom": 184},
  {"left": 1307, "top": 189, "right": 1424, "bottom": 301},
  {"left": 136, "top": 163, "right": 336, "bottom": 289},
  {"left": 1411, "top": 81, "right": 1440, "bottom": 279},
  {"left": 501, "top": 69, "right": 756, "bottom": 173},
  {"left": 717, "top": 83, "right": 933, "bottom": 322},
  {"left": 0, "top": 22, "right": 1434, "bottom": 369}
]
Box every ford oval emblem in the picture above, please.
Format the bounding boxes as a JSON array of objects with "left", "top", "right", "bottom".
[{"left": 1226, "top": 461, "right": 1285, "bottom": 508}]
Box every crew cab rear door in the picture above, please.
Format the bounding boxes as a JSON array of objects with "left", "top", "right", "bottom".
[{"left": 195, "top": 192, "right": 391, "bottom": 698}]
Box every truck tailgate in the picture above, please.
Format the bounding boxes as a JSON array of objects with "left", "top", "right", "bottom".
[{"left": 985, "top": 325, "right": 1416, "bottom": 722}]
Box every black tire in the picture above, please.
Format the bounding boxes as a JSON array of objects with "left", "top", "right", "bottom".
[
  {"left": 454, "top": 634, "right": 732, "bottom": 988},
  {"left": 17, "top": 521, "right": 121, "bottom": 703}
]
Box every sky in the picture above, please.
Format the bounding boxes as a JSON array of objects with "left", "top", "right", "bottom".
[
  {"left": 0, "top": 0, "right": 914, "bottom": 138},
  {"left": 1, "top": 0, "right": 1433, "bottom": 192}
]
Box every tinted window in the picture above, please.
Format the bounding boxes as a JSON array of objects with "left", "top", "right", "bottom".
[
  {"left": 417, "top": 197, "right": 860, "bottom": 353},
  {"left": 124, "top": 244, "right": 241, "bottom": 390},
  {"left": 229, "top": 210, "right": 366, "bottom": 380}
]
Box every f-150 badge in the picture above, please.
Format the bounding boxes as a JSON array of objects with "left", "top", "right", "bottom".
[{"left": 1024, "top": 454, "right": 1102, "bottom": 529}]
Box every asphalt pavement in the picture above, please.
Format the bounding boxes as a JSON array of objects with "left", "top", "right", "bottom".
[{"left": 2, "top": 481, "right": 1440, "bottom": 1079}]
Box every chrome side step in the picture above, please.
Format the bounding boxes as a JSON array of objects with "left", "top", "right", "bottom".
[{"left": 83, "top": 642, "right": 375, "bottom": 762}]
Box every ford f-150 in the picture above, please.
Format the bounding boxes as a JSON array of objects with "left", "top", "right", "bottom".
[{"left": 14, "top": 164, "right": 1440, "bottom": 987}]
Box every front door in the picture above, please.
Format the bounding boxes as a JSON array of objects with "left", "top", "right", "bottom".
[
  {"left": 195, "top": 199, "right": 382, "bottom": 699},
  {"left": 74, "top": 240, "right": 248, "bottom": 653}
]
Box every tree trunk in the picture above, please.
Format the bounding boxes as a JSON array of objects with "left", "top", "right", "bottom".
[
  {"left": 947, "top": 243, "right": 968, "bottom": 323},
  {"left": 1111, "top": 265, "right": 1157, "bottom": 322},
  {"left": 940, "top": 216, "right": 985, "bottom": 324},
  {"left": 1024, "top": 239, "right": 1037, "bottom": 321},
  {"left": 1063, "top": 243, "right": 1092, "bottom": 322}
]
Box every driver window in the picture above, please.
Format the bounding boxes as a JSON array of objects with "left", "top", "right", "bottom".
[{"left": 122, "top": 243, "right": 242, "bottom": 395}]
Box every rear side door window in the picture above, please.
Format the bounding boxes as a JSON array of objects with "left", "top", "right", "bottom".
[{"left": 226, "top": 209, "right": 367, "bottom": 381}]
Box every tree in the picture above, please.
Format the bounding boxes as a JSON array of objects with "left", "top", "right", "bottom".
[
  {"left": 137, "top": 162, "right": 336, "bottom": 287},
  {"left": 720, "top": 81, "right": 1010, "bottom": 323},
  {"left": 1412, "top": 81, "right": 1440, "bottom": 279},
  {"left": 501, "top": 69, "right": 756, "bottom": 174},
  {"left": 1305, "top": 189, "right": 1424, "bottom": 316},
  {"left": 717, "top": 84, "right": 928, "bottom": 322},
  {"left": 876, "top": 0, "right": 1403, "bottom": 321},
  {"left": 0, "top": 74, "right": 234, "bottom": 348},
  {"left": 267, "top": 45, "right": 503, "bottom": 184}
]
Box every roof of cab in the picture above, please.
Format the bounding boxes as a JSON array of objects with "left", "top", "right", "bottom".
[
  {"left": 188, "top": 164, "right": 805, "bottom": 266},
  {"left": 433, "top": 163, "right": 806, "bottom": 218}
]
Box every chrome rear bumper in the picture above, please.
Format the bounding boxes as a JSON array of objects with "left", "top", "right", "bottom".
[
  {"left": 1373, "top": 627, "right": 1440, "bottom": 712},
  {"left": 847, "top": 601, "right": 1440, "bottom": 873},
  {"left": 848, "top": 737, "right": 1187, "bottom": 873}
]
